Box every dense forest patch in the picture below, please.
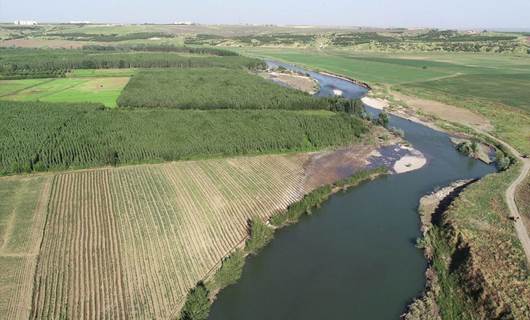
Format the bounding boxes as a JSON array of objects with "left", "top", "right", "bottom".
[
  {"left": 0, "top": 47, "right": 263, "bottom": 79},
  {"left": 117, "top": 68, "right": 328, "bottom": 110},
  {"left": 0, "top": 101, "right": 367, "bottom": 175}
]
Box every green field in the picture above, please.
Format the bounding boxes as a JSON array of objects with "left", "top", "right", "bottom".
[
  {"left": 0, "top": 77, "right": 129, "bottom": 107},
  {"left": 117, "top": 68, "right": 328, "bottom": 109},
  {"left": 403, "top": 73, "right": 530, "bottom": 112},
  {"left": 66, "top": 68, "right": 137, "bottom": 77}
]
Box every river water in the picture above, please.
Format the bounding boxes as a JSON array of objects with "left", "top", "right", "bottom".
[{"left": 209, "top": 61, "right": 495, "bottom": 319}]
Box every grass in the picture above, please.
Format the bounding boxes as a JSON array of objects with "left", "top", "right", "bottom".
[
  {"left": 242, "top": 49, "right": 450, "bottom": 84},
  {"left": 66, "top": 68, "right": 137, "bottom": 78},
  {"left": 403, "top": 73, "right": 530, "bottom": 112},
  {"left": 0, "top": 77, "right": 129, "bottom": 107}
]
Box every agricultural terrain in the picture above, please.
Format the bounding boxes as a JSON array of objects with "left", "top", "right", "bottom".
[
  {"left": 0, "top": 77, "right": 129, "bottom": 107},
  {"left": 0, "top": 175, "right": 52, "bottom": 320},
  {"left": 29, "top": 154, "right": 311, "bottom": 319},
  {"left": 1, "top": 24, "right": 529, "bottom": 319}
]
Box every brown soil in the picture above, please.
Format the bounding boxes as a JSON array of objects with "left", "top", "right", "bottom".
[
  {"left": 0, "top": 39, "right": 90, "bottom": 49},
  {"left": 260, "top": 71, "right": 318, "bottom": 94},
  {"left": 303, "top": 144, "right": 375, "bottom": 191},
  {"left": 391, "top": 91, "right": 493, "bottom": 132}
]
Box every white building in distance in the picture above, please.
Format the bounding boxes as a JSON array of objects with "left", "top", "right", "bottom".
[
  {"left": 174, "top": 21, "right": 195, "bottom": 25},
  {"left": 14, "top": 20, "right": 38, "bottom": 26}
]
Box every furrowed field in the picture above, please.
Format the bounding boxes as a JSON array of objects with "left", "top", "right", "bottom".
[
  {"left": 0, "top": 175, "right": 52, "bottom": 320},
  {"left": 0, "top": 101, "right": 366, "bottom": 175},
  {"left": 29, "top": 153, "right": 311, "bottom": 319},
  {"left": 117, "top": 68, "right": 328, "bottom": 109}
]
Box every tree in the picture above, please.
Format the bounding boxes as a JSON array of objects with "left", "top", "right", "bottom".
[
  {"left": 376, "top": 112, "right": 389, "bottom": 128},
  {"left": 180, "top": 282, "right": 211, "bottom": 320}
]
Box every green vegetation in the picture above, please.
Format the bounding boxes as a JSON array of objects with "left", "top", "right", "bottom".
[
  {"left": 271, "top": 168, "right": 387, "bottom": 226},
  {"left": 180, "top": 282, "right": 211, "bottom": 320},
  {"left": 48, "top": 31, "right": 176, "bottom": 42},
  {"left": 0, "top": 101, "right": 367, "bottom": 175},
  {"left": 0, "top": 77, "right": 129, "bottom": 107},
  {"left": 0, "top": 48, "right": 263, "bottom": 79},
  {"left": 432, "top": 167, "right": 529, "bottom": 319},
  {"left": 245, "top": 219, "right": 274, "bottom": 255},
  {"left": 212, "top": 250, "right": 245, "bottom": 290},
  {"left": 403, "top": 73, "right": 530, "bottom": 113},
  {"left": 82, "top": 44, "right": 239, "bottom": 56},
  {"left": 117, "top": 68, "right": 328, "bottom": 109},
  {"left": 180, "top": 168, "right": 386, "bottom": 319}
]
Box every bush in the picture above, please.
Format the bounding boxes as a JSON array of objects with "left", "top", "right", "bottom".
[
  {"left": 213, "top": 249, "right": 245, "bottom": 290},
  {"left": 245, "top": 219, "right": 274, "bottom": 255},
  {"left": 495, "top": 149, "right": 512, "bottom": 171},
  {"left": 375, "top": 111, "right": 389, "bottom": 128},
  {"left": 180, "top": 282, "right": 211, "bottom": 320}
]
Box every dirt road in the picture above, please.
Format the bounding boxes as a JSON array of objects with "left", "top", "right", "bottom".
[{"left": 483, "top": 131, "right": 530, "bottom": 265}]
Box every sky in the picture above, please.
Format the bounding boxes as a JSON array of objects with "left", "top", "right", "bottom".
[{"left": 1, "top": 0, "right": 529, "bottom": 29}]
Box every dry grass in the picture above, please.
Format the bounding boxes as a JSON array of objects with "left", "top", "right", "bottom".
[
  {"left": 0, "top": 175, "right": 52, "bottom": 320},
  {"left": 30, "top": 154, "right": 310, "bottom": 319}
]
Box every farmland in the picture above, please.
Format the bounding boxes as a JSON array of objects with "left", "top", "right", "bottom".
[
  {"left": 0, "top": 175, "right": 52, "bottom": 320},
  {"left": 117, "top": 68, "right": 328, "bottom": 109},
  {"left": 0, "top": 77, "right": 129, "bottom": 107},
  {"left": 29, "top": 153, "right": 311, "bottom": 319},
  {"left": 0, "top": 101, "right": 367, "bottom": 175}
]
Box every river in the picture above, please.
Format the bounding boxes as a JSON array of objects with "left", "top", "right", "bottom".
[{"left": 208, "top": 61, "right": 496, "bottom": 319}]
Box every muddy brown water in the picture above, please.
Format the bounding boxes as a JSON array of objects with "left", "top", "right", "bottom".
[{"left": 208, "top": 62, "right": 496, "bottom": 320}]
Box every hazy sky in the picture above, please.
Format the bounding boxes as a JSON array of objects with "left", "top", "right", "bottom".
[{"left": 1, "top": 0, "right": 529, "bottom": 29}]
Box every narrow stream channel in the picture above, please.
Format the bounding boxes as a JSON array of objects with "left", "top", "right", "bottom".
[{"left": 208, "top": 61, "right": 496, "bottom": 320}]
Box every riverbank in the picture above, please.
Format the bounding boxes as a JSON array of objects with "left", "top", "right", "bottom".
[
  {"left": 365, "top": 94, "right": 530, "bottom": 320},
  {"left": 180, "top": 168, "right": 388, "bottom": 320},
  {"left": 259, "top": 70, "right": 319, "bottom": 94}
]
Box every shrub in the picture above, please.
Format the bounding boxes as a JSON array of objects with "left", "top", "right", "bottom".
[
  {"left": 213, "top": 249, "right": 245, "bottom": 290},
  {"left": 245, "top": 219, "right": 274, "bottom": 255},
  {"left": 180, "top": 282, "right": 211, "bottom": 320}
]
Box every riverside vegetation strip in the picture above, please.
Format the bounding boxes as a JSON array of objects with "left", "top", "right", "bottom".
[{"left": 179, "top": 168, "right": 388, "bottom": 320}]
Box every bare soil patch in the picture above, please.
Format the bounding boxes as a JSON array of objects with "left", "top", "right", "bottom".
[
  {"left": 260, "top": 71, "right": 318, "bottom": 94},
  {"left": 0, "top": 39, "right": 89, "bottom": 49},
  {"left": 391, "top": 91, "right": 493, "bottom": 131}
]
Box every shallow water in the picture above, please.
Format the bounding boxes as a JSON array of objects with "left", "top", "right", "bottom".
[{"left": 209, "top": 62, "right": 495, "bottom": 320}]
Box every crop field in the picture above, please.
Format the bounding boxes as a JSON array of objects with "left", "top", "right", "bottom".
[
  {"left": 30, "top": 154, "right": 310, "bottom": 319},
  {"left": 117, "top": 68, "right": 328, "bottom": 109},
  {"left": 0, "top": 175, "right": 52, "bottom": 320},
  {"left": 0, "top": 101, "right": 366, "bottom": 175},
  {"left": 0, "top": 77, "right": 129, "bottom": 107},
  {"left": 402, "top": 73, "right": 530, "bottom": 112},
  {"left": 243, "top": 48, "right": 530, "bottom": 84}
]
